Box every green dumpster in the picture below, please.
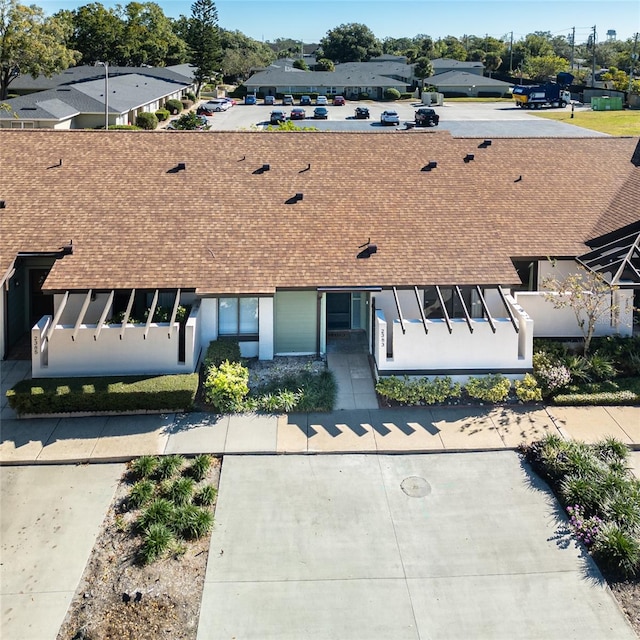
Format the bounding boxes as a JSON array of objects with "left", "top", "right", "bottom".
[{"left": 591, "top": 96, "right": 623, "bottom": 111}]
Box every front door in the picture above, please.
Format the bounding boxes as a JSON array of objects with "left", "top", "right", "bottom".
[
  {"left": 326, "top": 292, "right": 350, "bottom": 330},
  {"left": 29, "top": 268, "right": 53, "bottom": 326}
]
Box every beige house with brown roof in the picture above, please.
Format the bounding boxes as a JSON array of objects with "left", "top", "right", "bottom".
[{"left": 1, "top": 130, "right": 638, "bottom": 379}]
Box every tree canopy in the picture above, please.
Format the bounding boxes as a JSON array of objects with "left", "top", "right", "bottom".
[
  {"left": 320, "top": 23, "right": 382, "bottom": 63},
  {"left": 186, "top": 0, "right": 221, "bottom": 94},
  {"left": 0, "top": 0, "right": 80, "bottom": 100}
]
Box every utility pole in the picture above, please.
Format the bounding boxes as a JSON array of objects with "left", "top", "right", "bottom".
[
  {"left": 569, "top": 27, "right": 575, "bottom": 70},
  {"left": 630, "top": 32, "right": 639, "bottom": 94},
  {"left": 509, "top": 31, "right": 513, "bottom": 74},
  {"left": 591, "top": 25, "right": 597, "bottom": 88}
]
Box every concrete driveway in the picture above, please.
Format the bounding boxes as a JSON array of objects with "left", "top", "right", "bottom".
[
  {"left": 198, "top": 452, "right": 635, "bottom": 640},
  {"left": 0, "top": 464, "right": 124, "bottom": 639}
]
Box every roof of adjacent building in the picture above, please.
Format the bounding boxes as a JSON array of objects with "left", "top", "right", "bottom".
[
  {"left": 1, "top": 130, "right": 638, "bottom": 295},
  {"left": 425, "top": 71, "right": 513, "bottom": 87},
  {"left": 431, "top": 58, "right": 485, "bottom": 70},
  {"left": 244, "top": 66, "right": 407, "bottom": 88},
  {"left": 8, "top": 64, "right": 195, "bottom": 92},
  {"left": 0, "top": 73, "right": 192, "bottom": 121}
]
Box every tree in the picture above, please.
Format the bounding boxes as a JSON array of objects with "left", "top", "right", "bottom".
[
  {"left": 320, "top": 23, "right": 382, "bottom": 63},
  {"left": 413, "top": 57, "right": 434, "bottom": 89},
  {"left": 434, "top": 35, "right": 467, "bottom": 61},
  {"left": 600, "top": 67, "right": 631, "bottom": 91},
  {"left": 219, "top": 29, "right": 274, "bottom": 80},
  {"left": 292, "top": 58, "right": 308, "bottom": 70},
  {"left": 484, "top": 52, "right": 502, "bottom": 77},
  {"left": 66, "top": 2, "right": 123, "bottom": 65},
  {"left": 187, "top": 0, "right": 221, "bottom": 95},
  {"left": 315, "top": 57, "right": 334, "bottom": 71},
  {"left": 0, "top": 0, "right": 80, "bottom": 100},
  {"left": 169, "top": 110, "right": 209, "bottom": 129},
  {"left": 542, "top": 265, "right": 621, "bottom": 356},
  {"left": 523, "top": 54, "right": 568, "bottom": 81}
]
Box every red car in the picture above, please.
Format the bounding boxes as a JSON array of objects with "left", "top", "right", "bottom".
[
  {"left": 290, "top": 107, "right": 306, "bottom": 120},
  {"left": 333, "top": 95, "right": 346, "bottom": 106}
]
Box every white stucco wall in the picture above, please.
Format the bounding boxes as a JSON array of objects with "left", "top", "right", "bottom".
[
  {"left": 55, "top": 292, "right": 113, "bottom": 325},
  {"left": 258, "top": 297, "right": 274, "bottom": 360}
]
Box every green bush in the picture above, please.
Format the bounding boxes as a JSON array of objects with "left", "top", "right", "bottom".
[
  {"left": 164, "top": 477, "right": 195, "bottom": 506},
  {"left": 172, "top": 504, "right": 213, "bottom": 540},
  {"left": 136, "top": 498, "right": 175, "bottom": 532},
  {"left": 592, "top": 522, "right": 640, "bottom": 577},
  {"left": 128, "top": 479, "right": 155, "bottom": 509},
  {"left": 591, "top": 336, "right": 640, "bottom": 376},
  {"left": 514, "top": 373, "right": 543, "bottom": 402},
  {"left": 155, "top": 108, "right": 170, "bottom": 121},
  {"left": 552, "top": 377, "right": 640, "bottom": 405},
  {"left": 464, "top": 374, "right": 511, "bottom": 403},
  {"left": 384, "top": 88, "right": 401, "bottom": 100},
  {"left": 185, "top": 92, "right": 197, "bottom": 102},
  {"left": 203, "top": 340, "right": 241, "bottom": 369},
  {"left": 587, "top": 352, "right": 617, "bottom": 381},
  {"left": 130, "top": 455, "right": 159, "bottom": 480},
  {"left": 105, "top": 124, "right": 141, "bottom": 130},
  {"left": 165, "top": 99, "right": 183, "bottom": 114},
  {"left": 375, "top": 375, "right": 461, "bottom": 405},
  {"left": 140, "top": 523, "right": 174, "bottom": 565},
  {"left": 6, "top": 374, "right": 198, "bottom": 415},
  {"left": 156, "top": 454, "right": 185, "bottom": 480},
  {"left": 187, "top": 454, "right": 213, "bottom": 482},
  {"left": 180, "top": 99, "right": 194, "bottom": 110},
  {"left": 135, "top": 112, "right": 158, "bottom": 130},
  {"left": 194, "top": 484, "right": 217, "bottom": 506},
  {"left": 203, "top": 361, "right": 249, "bottom": 412}
]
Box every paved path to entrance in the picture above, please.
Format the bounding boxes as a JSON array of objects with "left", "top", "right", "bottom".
[
  {"left": 327, "top": 352, "right": 378, "bottom": 410},
  {"left": 197, "top": 453, "right": 636, "bottom": 640}
]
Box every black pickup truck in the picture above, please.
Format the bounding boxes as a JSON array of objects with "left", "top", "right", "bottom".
[{"left": 415, "top": 108, "right": 440, "bottom": 127}]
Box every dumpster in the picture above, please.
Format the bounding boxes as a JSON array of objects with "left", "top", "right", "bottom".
[{"left": 591, "top": 96, "right": 623, "bottom": 111}]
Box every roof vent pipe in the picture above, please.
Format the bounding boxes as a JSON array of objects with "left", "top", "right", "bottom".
[
  {"left": 478, "top": 139, "right": 492, "bottom": 148},
  {"left": 421, "top": 161, "right": 437, "bottom": 171},
  {"left": 0, "top": 200, "right": 5, "bottom": 209},
  {"left": 262, "top": 163, "right": 270, "bottom": 172},
  {"left": 464, "top": 154, "right": 475, "bottom": 163}
]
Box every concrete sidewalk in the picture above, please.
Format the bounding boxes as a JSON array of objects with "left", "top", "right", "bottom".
[{"left": 1, "top": 404, "right": 639, "bottom": 465}]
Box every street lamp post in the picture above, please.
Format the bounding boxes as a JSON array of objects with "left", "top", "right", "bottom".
[{"left": 96, "top": 61, "right": 109, "bottom": 130}]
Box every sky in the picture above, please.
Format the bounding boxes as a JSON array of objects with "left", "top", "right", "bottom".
[{"left": 39, "top": 0, "right": 640, "bottom": 44}]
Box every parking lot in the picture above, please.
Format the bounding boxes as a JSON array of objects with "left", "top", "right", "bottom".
[{"left": 199, "top": 99, "right": 607, "bottom": 137}]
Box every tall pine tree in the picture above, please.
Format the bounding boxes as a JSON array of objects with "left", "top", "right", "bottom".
[{"left": 189, "top": 0, "right": 221, "bottom": 95}]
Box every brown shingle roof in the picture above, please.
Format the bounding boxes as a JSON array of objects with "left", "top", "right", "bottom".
[{"left": 1, "top": 130, "right": 638, "bottom": 295}]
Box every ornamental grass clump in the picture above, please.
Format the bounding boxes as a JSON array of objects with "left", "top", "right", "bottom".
[
  {"left": 156, "top": 454, "right": 185, "bottom": 480},
  {"left": 140, "top": 523, "right": 175, "bottom": 565},
  {"left": 128, "top": 479, "right": 155, "bottom": 509},
  {"left": 130, "top": 455, "right": 159, "bottom": 480},
  {"left": 187, "top": 454, "right": 213, "bottom": 482}
]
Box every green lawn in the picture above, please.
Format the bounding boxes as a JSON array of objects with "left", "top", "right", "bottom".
[{"left": 532, "top": 109, "right": 640, "bottom": 136}]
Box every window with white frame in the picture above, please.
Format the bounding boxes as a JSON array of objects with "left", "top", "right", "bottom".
[{"left": 218, "top": 297, "right": 259, "bottom": 337}]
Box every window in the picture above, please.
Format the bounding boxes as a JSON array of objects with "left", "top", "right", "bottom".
[{"left": 218, "top": 298, "right": 258, "bottom": 337}]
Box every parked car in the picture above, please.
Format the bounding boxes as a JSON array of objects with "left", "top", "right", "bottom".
[
  {"left": 264, "top": 95, "right": 276, "bottom": 105},
  {"left": 290, "top": 107, "right": 306, "bottom": 120},
  {"left": 300, "top": 95, "right": 312, "bottom": 105},
  {"left": 316, "top": 95, "right": 328, "bottom": 105},
  {"left": 333, "top": 95, "right": 346, "bottom": 106},
  {"left": 203, "top": 99, "right": 230, "bottom": 112},
  {"left": 270, "top": 109, "right": 287, "bottom": 124},
  {"left": 244, "top": 94, "right": 257, "bottom": 105},
  {"left": 222, "top": 97, "right": 237, "bottom": 106},
  {"left": 380, "top": 110, "right": 400, "bottom": 125},
  {"left": 283, "top": 94, "right": 294, "bottom": 105},
  {"left": 354, "top": 106, "right": 370, "bottom": 119},
  {"left": 414, "top": 107, "right": 440, "bottom": 127},
  {"left": 313, "top": 106, "right": 329, "bottom": 119},
  {"left": 196, "top": 104, "right": 216, "bottom": 116}
]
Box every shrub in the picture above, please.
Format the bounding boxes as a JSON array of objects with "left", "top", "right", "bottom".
[
  {"left": 136, "top": 498, "right": 175, "bottom": 531},
  {"left": 592, "top": 522, "right": 640, "bottom": 577},
  {"left": 140, "top": 523, "right": 174, "bottom": 565},
  {"left": 180, "top": 99, "right": 194, "bottom": 110},
  {"left": 384, "top": 88, "right": 401, "bottom": 100},
  {"left": 185, "top": 91, "right": 197, "bottom": 102},
  {"left": 256, "top": 388, "right": 302, "bottom": 412},
  {"left": 587, "top": 352, "right": 617, "bottom": 381},
  {"left": 203, "top": 361, "right": 249, "bottom": 412},
  {"left": 165, "top": 99, "right": 183, "bottom": 114},
  {"left": 106, "top": 124, "right": 141, "bottom": 130},
  {"left": 135, "top": 112, "right": 158, "bottom": 130},
  {"left": 128, "top": 479, "right": 155, "bottom": 509},
  {"left": 156, "top": 454, "right": 185, "bottom": 480},
  {"left": 194, "top": 484, "right": 217, "bottom": 506},
  {"left": 566, "top": 504, "right": 603, "bottom": 548},
  {"left": 165, "top": 477, "right": 195, "bottom": 506},
  {"left": 563, "top": 354, "right": 591, "bottom": 383},
  {"left": 155, "top": 108, "right": 170, "bottom": 121},
  {"left": 375, "top": 375, "right": 460, "bottom": 405},
  {"left": 203, "top": 340, "right": 241, "bottom": 369},
  {"left": 173, "top": 505, "right": 214, "bottom": 540},
  {"left": 130, "top": 455, "right": 159, "bottom": 480},
  {"left": 553, "top": 389, "right": 638, "bottom": 406},
  {"left": 187, "top": 454, "right": 213, "bottom": 481},
  {"left": 514, "top": 373, "right": 543, "bottom": 402},
  {"left": 6, "top": 374, "right": 198, "bottom": 415},
  {"left": 464, "top": 374, "right": 511, "bottom": 403}
]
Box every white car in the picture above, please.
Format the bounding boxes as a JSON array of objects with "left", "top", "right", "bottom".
[
  {"left": 316, "top": 95, "right": 328, "bottom": 105},
  {"left": 204, "top": 99, "right": 230, "bottom": 112},
  {"left": 380, "top": 110, "right": 400, "bottom": 125}
]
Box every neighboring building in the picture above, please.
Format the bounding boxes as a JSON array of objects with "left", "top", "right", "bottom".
[
  {"left": 423, "top": 71, "right": 513, "bottom": 97},
  {"left": 243, "top": 66, "right": 407, "bottom": 99},
  {"left": 431, "top": 58, "right": 485, "bottom": 76},
  {"left": 0, "top": 65, "right": 196, "bottom": 129},
  {"left": 1, "top": 131, "right": 638, "bottom": 380}
]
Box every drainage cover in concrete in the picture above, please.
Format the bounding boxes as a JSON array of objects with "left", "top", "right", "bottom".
[{"left": 401, "top": 476, "right": 431, "bottom": 497}]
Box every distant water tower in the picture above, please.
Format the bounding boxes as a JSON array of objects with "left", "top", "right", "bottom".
[{"left": 606, "top": 29, "right": 617, "bottom": 41}]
